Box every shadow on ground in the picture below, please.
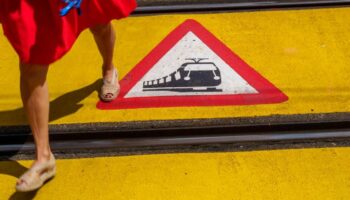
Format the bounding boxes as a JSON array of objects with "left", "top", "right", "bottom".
[
  {"left": 0, "top": 79, "right": 101, "bottom": 124},
  {"left": 0, "top": 79, "right": 101, "bottom": 199}
]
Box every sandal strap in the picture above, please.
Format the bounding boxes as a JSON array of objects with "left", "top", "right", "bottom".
[
  {"left": 103, "top": 68, "right": 118, "bottom": 85},
  {"left": 31, "top": 153, "right": 56, "bottom": 171},
  {"left": 19, "top": 168, "right": 42, "bottom": 186}
]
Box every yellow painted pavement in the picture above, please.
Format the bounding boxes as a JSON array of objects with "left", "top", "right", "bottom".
[
  {"left": 0, "top": 7, "right": 350, "bottom": 126},
  {"left": 0, "top": 147, "right": 350, "bottom": 199}
]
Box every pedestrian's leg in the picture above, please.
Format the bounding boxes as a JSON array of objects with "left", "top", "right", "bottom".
[
  {"left": 90, "top": 23, "right": 120, "bottom": 101},
  {"left": 17, "top": 63, "right": 54, "bottom": 188},
  {"left": 90, "top": 22, "right": 116, "bottom": 81}
]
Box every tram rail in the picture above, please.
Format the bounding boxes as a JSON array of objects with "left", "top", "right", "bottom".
[
  {"left": 135, "top": 0, "right": 350, "bottom": 13},
  {"left": 1, "top": 116, "right": 349, "bottom": 153}
]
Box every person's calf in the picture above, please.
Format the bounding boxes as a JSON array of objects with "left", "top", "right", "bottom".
[{"left": 90, "top": 23, "right": 116, "bottom": 69}]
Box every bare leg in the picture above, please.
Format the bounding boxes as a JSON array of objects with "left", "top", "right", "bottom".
[
  {"left": 17, "top": 63, "right": 53, "bottom": 186},
  {"left": 90, "top": 23, "right": 116, "bottom": 81}
]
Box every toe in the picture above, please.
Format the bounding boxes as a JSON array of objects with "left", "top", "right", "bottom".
[
  {"left": 16, "top": 178, "right": 27, "bottom": 189},
  {"left": 104, "top": 93, "right": 114, "bottom": 99},
  {"left": 16, "top": 179, "right": 23, "bottom": 185}
]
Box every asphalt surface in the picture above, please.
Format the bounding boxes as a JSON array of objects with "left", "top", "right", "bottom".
[{"left": 1, "top": 112, "right": 349, "bottom": 136}]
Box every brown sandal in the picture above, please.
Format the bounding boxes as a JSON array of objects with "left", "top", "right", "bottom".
[
  {"left": 16, "top": 153, "right": 56, "bottom": 192},
  {"left": 100, "top": 68, "right": 120, "bottom": 102}
]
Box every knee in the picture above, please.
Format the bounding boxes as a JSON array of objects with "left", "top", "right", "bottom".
[
  {"left": 90, "top": 23, "right": 112, "bottom": 36},
  {"left": 20, "top": 63, "right": 48, "bottom": 84}
]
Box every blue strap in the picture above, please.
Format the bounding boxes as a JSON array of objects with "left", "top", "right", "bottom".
[{"left": 60, "top": 0, "right": 83, "bottom": 16}]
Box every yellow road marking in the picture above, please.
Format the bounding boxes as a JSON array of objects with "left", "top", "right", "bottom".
[
  {"left": 0, "top": 7, "right": 350, "bottom": 125},
  {"left": 1, "top": 147, "right": 349, "bottom": 199}
]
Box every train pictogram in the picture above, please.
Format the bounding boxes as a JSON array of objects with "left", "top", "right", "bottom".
[{"left": 142, "top": 58, "right": 222, "bottom": 92}]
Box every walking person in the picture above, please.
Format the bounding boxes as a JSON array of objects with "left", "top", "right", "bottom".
[{"left": 0, "top": 0, "right": 137, "bottom": 192}]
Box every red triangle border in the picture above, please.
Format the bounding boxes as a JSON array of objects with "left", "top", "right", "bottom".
[{"left": 97, "top": 19, "right": 288, "bottom": 109}]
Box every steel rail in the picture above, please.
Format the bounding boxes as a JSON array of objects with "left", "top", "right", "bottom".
[
  {"left": 1, "top": 122, "right": 349, "bottom": 153},
  {"left": 135, "top": 0, "right": 350, "bottom": 13}
]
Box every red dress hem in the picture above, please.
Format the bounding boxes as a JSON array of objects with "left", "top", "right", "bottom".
[{"left": 0, "top": 0, "right": 137, "bottom": 65}]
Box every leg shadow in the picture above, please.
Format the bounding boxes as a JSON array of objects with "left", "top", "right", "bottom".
[
  {"left": 0, "top": 159, "right": 27, "bottom": 178},
  {"left": 49, "top": 79, "right": 101, "bottom": 122},
  {"left": 0, "top": 79, "right": 101, "bottom": 125},
  {"left": 9, "top": 190, "right": 38, "bottom": 200}
]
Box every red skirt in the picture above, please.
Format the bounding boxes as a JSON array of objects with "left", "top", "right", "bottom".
[{"left": 0, "top": 0, "right": 137, "bottom": 65}]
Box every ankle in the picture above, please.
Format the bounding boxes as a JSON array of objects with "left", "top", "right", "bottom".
[
  {"left": 102, "top": 63, "right": 114, "bottom": 72},
  {"left": 102, "top": 65, "right": 117, "bottom": 79},
  {"left": 36, "top": 151, "right": 52, "bottom": 163}
]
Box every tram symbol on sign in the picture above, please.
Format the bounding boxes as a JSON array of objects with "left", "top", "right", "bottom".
[{"left": 142, "top": 58, "right": 222, "bottom": 92}]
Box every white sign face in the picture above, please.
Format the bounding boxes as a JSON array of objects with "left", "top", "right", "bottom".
[{"left": 125, "top": 31, "right": 258, "bottom": 98}]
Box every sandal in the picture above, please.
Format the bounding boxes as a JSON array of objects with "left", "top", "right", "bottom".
[
  {"left": 100, "top": 68, "right": 120, "bottom": 102},
  {"left": 16, "top": 153, "right": 56, "bottom": 192}
]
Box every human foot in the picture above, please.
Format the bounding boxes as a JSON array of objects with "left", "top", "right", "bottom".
[
  {"left": 16, "top": 153, "right": 56, "bottom": 192},
  {"left": 100, "top": 67, "right": 120, "bottom": 102}
]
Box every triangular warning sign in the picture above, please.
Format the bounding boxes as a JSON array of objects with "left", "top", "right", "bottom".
[{"left": 97, "top": 19, "right": 288, "bottom": 109}]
